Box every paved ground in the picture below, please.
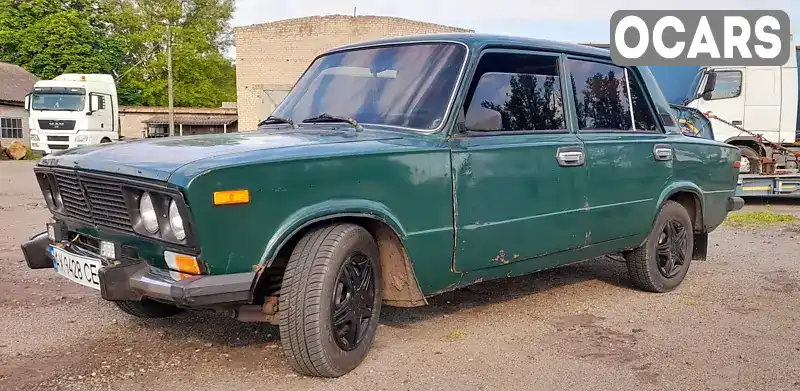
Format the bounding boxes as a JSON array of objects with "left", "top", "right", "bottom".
[{"left": 1, "top": 160, "right": 799, "bottom": 391}]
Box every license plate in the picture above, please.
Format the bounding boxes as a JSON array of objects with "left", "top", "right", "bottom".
[{"left": 50, "top": 246, "right": 102, "bottom": 290}]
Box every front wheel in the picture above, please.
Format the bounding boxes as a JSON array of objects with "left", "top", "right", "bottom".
[
  {"left": 279, "top": 223, "right": 382, "bottom": 377},
  {"left": 625, "top": 200, "right": 694, "bottom": 293}
]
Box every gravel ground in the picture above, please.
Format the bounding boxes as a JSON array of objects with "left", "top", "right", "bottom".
[{"left": 1, "top": 160, "right": 799, "bottom": 391}]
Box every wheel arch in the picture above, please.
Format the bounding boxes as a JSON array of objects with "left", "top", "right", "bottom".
[
  {"left": 656, "top": 183, "right": 704, "bottom": 233},
  {"left": 725, "top": 137, "right": 765, "bottom": 156},
  {"left": 250, "top": 200, "right": 427, "bottom": 308}
]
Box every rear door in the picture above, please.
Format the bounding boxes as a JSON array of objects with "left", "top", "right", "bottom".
[
  {"left": 451, "top": 49, "right": 588, "bottom": 272},
  {"left": 563, "top": 57, "right": 672, "bottom": 245}
]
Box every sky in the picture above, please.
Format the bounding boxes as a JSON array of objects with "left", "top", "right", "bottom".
[{"left": 231, "top": 0, "right": 798, "bottom": 50}]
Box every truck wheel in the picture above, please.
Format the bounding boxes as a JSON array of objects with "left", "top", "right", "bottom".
[
  {"left": 625, "top": 200, "right": 694, "bottom": 293},
  {"left": 279, "top": 223, "right": 382, "bottom": 378},
  {"left": 738, "top": 146, "right": 760, "bottom": 174},
  {"left": 100, "top": 138, "right": 112, "bottom": 143},
  {"left": 114, "top": 299, "right": 183, "bottom": 318}
]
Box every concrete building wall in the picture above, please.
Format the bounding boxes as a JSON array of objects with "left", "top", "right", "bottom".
[
  {"left": 0, "top": 104, "right": 30, "bottom": 147},
  {"left": 234, "top": 15, "right": 472, "bottom": 130}
]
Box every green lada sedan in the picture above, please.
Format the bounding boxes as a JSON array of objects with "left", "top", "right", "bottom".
[{"left": 22, "top": 33, "right": 744, "bottom": 377}]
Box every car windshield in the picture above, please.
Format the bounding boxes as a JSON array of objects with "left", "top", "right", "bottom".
[
  {"left": 31, "top": 93, "right": 86, "bottom": 111},
  {"left": 271, "top": 43, "right": 467, "bottom": 131}
]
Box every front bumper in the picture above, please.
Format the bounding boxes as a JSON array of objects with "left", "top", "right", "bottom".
[{"left": 21, "top": 232, "right": 256, "bottom": 308}]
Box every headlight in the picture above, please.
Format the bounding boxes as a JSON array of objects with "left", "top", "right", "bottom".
[
  {"left": 139, "top": 192, "right": 159, "bottom": 233},
  {"left": 75, "top": 135, "right": 88, "bottom": 142},
  {"left": 168, "top": 200, "right": 185, "bottom": 241},
  {"left": 30, "top": 134, "right": 39, "bottom": 141}
]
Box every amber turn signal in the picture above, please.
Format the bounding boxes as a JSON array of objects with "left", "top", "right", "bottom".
[
  {"left": 164, "top": 251, "right": 201, "bottom": 275},
  {"left": 213, "top": 189, "right": 250, "bottom": 205}
]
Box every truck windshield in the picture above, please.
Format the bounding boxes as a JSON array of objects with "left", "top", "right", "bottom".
[
  {"left": 271, "top": 42, "right": 467, "bottom": 131},
  {"left": 31, "top": 93, "right": 86, "bottom": 111}
]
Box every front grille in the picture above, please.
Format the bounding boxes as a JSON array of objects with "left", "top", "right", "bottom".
[
  {"left": 48, "top": 144, "right": 69, "bottom": 150},
  {"left": 47, "top": 136, "right": 70, "bottom": 142},
  {"left": 52, "top": 170, "right": 133, "bottom": 232},
  {"left": 38, "top": 119, "right": 76, "bottom": 130}
]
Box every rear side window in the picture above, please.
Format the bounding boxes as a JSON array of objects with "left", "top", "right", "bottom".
[
  {"left": 566, "top": 59, "right": 659, "bottom": 132},
  {"left": 464, "top": 52, "right": 567, "bottom": 132}
]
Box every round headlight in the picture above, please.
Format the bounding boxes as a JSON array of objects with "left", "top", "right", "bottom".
[
  {"left": 169, "top": 200, "right": 185, "bottom": 241},
  {"left": 139, "top": 192, "right": 159, "bottom": 233}
]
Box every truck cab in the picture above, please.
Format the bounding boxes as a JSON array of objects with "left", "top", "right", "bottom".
[
  {"left": 682, "top": 36, "right": 799, "bottom": 172},
  {"left": 25, "top": 74, "right": 120, "bottom": 155}
]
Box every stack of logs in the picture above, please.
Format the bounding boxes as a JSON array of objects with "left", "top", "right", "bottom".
[{"left": 0, "top": 140, "right": 27, "bottom": 160}]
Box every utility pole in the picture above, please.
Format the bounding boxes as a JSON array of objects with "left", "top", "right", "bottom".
[{"left": 166, "top": 22, "right": 175, "bottom": 137}]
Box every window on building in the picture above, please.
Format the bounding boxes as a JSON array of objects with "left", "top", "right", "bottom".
[
  {"left": 1, "top": 117, "right": 23, "bottom": 139},
  {"left": 464, "top": 52, "right": 566, "bottom": 132},
  {"left": 566, "top": 59, "right": 660, "bottom": 132}
]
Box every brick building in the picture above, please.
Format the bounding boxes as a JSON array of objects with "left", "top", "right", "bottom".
[
  {"left": 234, "top": 15, "right": 473, "bottom": 130},
  {"left": 0, "top": 62, "right": 38, "bottom": 147}
]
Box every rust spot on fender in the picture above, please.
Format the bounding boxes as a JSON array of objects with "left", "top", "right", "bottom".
[{"left": 491, "top": 250, "right": 509, "bottom": 264}]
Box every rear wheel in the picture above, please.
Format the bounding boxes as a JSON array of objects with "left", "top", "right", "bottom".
[
  {"left": 738, "top": 146, "right": 761, "bottom": 174},
  {"left": 279, "top": 223, "right": 382, "bottom": 377},
  {"left": 114, "top": 299, "right": 183, "bottom": 318},
  {"left": 625, "top": 200, "right": 694, "bottom": 293}
]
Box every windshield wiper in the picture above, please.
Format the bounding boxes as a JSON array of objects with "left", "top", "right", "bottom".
[
  {"left": 257, "top": 115, "right": 297, "bottom": 128},
  {"left": 301, "top": 113, "right": 363, "bottom": 132}
]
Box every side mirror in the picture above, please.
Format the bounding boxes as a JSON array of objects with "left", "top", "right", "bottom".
[
  {"left": 701, "top": 72, "right": 717, "bottom": 98},
  {"left": 90, "top": 94, "right": 100, "bottom": 113},
  {"left": 464, "top": 106, "right": 502, "bottom": 132},
  {"left": 24, "top": 94, "right": 30, "bottom": 111}
]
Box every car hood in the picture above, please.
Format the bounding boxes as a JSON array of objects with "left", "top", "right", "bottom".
[{"left": 38, "top": 128, "right": 404, "bottom": 182}]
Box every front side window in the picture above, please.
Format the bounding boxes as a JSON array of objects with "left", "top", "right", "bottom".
[
  {"left": 1, "top": 117, "right": 23, "bottom": 139},
  {"left": 31, "top": 93, "right": 86, "bottom": 111},
  {"left": 464, "top": 52, "right": 566, "bottom": 132},
  {"left": 272, "top": 43, "right": 467, "bottom": 131},
  {"left": 706, "top": 71, "right": 742, "bottom": 100},
  {"left": 566, "top": 59, "right": 660, "bottom": 132}
]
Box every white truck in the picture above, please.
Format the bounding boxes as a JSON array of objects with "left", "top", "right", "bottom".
[
  {"left": 25, "top": 74, "right": 120, "bottom": 155},
  {"left": 677, "top": 42, "right": 800, "bottom": 197}
]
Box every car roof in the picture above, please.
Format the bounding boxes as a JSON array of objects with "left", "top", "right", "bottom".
[{"left": 324, "top": 33, "right": 612, "bottom": 60}]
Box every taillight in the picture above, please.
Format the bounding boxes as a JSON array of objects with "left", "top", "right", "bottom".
[{"left": 733, "top": 161, "right": 741, "bottom": 168}]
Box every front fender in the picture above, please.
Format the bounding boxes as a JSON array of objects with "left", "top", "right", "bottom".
[{"left": 257, "top": 199, "right": 408, "bottom": 267}]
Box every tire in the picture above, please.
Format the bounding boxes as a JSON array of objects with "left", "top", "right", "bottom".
[
  {"left": 114, "top": 299, "right": 183, "bottom": 318},
  {"left": 279, "top": 223, "right": 382, "bottom": 378},
  {"left": 625, "top": 200, "right": 694, "bottom": 293},
  {"left": 738, "top": 146, "right": 760, "bottom": 174},
  {"left": 100, "top": 138, "right": 112, "bottom": 143}
]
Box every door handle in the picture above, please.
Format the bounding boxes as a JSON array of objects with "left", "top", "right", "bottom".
[
  {"left": 556, "top": 147, "right": 585, "bottom": 167},
  {"left": 653, "top": 144, "right": 673, "bottom": 161},
  {"left": 732, "top": 120, "right": 743, "bottom": 126}
]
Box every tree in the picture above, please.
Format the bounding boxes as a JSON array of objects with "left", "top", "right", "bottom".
[
  {"left": 108, "top": 0, "right": 237, "bottom": 107},
  {"left": 0, "top": 0, "right": 125, "bottom": 80},
  {"left": 0, "top": 0, "right": 237, "bottom": 108}
]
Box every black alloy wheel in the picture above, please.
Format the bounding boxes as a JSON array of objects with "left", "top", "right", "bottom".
[
  {"left": 656, "top": 219, "right": 689, "bottom": 278},
  {"left": 331, "top": 252, "right": 376, "bottom": 351}
]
